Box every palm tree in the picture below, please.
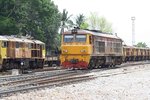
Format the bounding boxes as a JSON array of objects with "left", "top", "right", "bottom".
[
  {"left": 75, "top": 14, "right": 85, "bottom": 28},
  {"left": 60, "top": 9, "right": 73, "bottom": 34}
]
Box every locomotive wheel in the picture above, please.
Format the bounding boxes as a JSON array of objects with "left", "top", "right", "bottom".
[
  {"left": 101, "top": 65, "right": 105, "bottom": 68},
  {"left": 88, "top": 62, "right": 95, "bottom": 69},
  {"left": 10, "top": 62, "right": 14, "bottom": 69},
  {"left": 95, "top": 60, "right": 101, "bottom": 69},
  {"left": 88, "top": 63, "right": 94, "bottom": 69},
  {"left": 88, "top": 59, "right": 95, "bottom": 69},
  {"left": 112, "top": 64, "right": 116, "bottom": 68},
  {"left": 105, "top": 65, "right": 109, "bottom": 68},
  {"left": 109, "top": 64, "right": 113, "bottom": 68}
]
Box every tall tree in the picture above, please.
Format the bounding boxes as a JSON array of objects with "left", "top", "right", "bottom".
[
  {"left": 75, "top": 14, "right": 85, "bottom": 28},
  {"left": 88, "top": 12, "right": 98, "bottom": 29},
  {"left": 0, "top": 0, "right": 61, "bottom": 50},
  {"left": 0, "top": 0, "right": 28, "bottom": 35},
  {"left": 88, "top": 12, "right": 113, "bottom": 33},
  {"left": 98, "top": 17, "right": 112, "bottom": 33},
  {"left": 136, "top": 42, "right": 147, "bottom": 48},
  {"left": 80, "top": 22, "right": 89, "bottom": 29},
  {"left": 60, "top": 9, "right": 73, "bottom": 34}
]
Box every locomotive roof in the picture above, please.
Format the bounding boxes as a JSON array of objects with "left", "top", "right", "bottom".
[
  {"left": 33, "top": 40, "right": 45, "bottom": 44},
  {"left": 22, "top": 39, "right": 34, "bottom": 43},
  {"left": 63, "top": 29, "right": 122, "bottom": 40},
  {"left": 6, "top": 36, "right": 24, "bottom": 42},
  {"left": 0, "top": 36, "right": 9, "bottom": 41},
  {"left": 0, "top": 35, "right": 44, "bottom": 44}
]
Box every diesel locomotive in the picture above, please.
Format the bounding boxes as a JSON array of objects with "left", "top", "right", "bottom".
[
  {"left": 60, "top": 28, "right": 123, "bottom": 69},
  {"left": 0, "top": 35, "right": 45, "bottom": 71}
]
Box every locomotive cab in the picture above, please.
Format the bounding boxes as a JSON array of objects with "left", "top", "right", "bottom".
[{"left": 60, "top": 29, "right": 93, "bottom": 69}]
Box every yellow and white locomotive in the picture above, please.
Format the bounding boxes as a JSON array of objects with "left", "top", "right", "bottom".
[{"left": 0, "top": 35, "right": 45, "bottom": 71}]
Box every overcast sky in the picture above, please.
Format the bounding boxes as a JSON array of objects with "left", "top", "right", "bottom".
[{"left": 53, "top": 0, "right": 150, "bottom": 46}]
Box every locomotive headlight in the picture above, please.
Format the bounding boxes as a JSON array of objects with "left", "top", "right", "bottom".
[
  {"left": 80, "top": 49, "right": 86, "bottom": 53},
  {"left": 63, "top": 49, "right": 68, "bottom": 53}
]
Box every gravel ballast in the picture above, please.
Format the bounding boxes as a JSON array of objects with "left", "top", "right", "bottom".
[{"left": 1, "top": 64, "right": 150, "bottom": 100}]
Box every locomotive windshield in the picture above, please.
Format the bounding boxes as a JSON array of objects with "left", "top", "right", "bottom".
[
  {"left": 75, "top": 35, "right": 86, "bottom": 42},
  {"left": 63, "top": 35, "right": 74, "bottom": 42},
  {"left": 63, "top": 34, "right": 86, "bottom": 43}
]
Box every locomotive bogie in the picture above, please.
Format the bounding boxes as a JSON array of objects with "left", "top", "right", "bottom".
[{"left": 88, "top": 56, "right": 122, "bottom": 69}]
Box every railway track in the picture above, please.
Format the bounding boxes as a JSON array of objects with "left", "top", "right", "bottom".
[
  {"left": 89, "top": 61, "right": 150, "bottom": 78},
  {"left": 0, "top": 67, "right": 62, "bottom": 79},
  {"left": 0, "top": 61, "right": 149, "bottom": 83},
  {"left": 85, "top": 60, "right": 150, "bottom": 73},
  {"left": 32, "top": 66, "right": 61, "bottom": 72},
  {"left": 0, "top": 69, "right": 71, "bottom": 83},
  {"left": 0, "top": 61, "right": 150, "bottom": 98},
  {"left": 0, "top": 71, "right": 95, "bottom": 97}
]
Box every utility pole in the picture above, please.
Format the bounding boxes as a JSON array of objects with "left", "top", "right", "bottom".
[{"left": 131, "top": 16, "right": 135, "bottom": 46}]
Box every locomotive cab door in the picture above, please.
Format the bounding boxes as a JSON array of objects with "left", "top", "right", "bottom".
[
  {"left": 1, "top": 41, "right": 8, "bottom": 58},
  {"left": 0, "top": 41, "right": 2, "bottom": 66}
]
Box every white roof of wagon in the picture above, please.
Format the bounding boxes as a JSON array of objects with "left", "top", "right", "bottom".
[
  {"left": 6, "top": 36, "right": 23, "bottom": 42},
  {"left": 33, "top": 40, "right": 44, "bottom": 44},
  {"left": 22, "top": 39, "right": 34, "bottom": 43},
  {"left": 0, "top": 36, "right": 9, "bottom": 41}
]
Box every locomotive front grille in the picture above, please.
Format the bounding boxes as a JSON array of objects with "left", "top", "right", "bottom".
[{"left": 70, "top": 59, "right": 79, "bottom": 64}]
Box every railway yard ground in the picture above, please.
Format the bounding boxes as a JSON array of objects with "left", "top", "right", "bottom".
[{"left": 1, "top": 62, "right": 150, "bottom": 100}]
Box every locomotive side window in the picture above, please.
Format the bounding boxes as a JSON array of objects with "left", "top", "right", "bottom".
[
  {"left": 99, "top": 42, "right": 105, "bottom": 52},
  {"left": 28, "top": 43, "right": 32, "bottom": 49},
  {"left": 113, "top": 41, "right": 122, "bottom": 53},
  {"left": 116, "top": 43, "right": 122, "bottom": 53},
  {"left": 2, "top": 41, "right": 8, "bottom": 48},
  {"left": 31, "top": 43, "right": 34, "bottom": 48},
  {"left": 75, "top": 35, "right": 86, "bottom": 42},
  {"left": 64, "top": 35, "right": 74, "bottom": 42},
  {"left": 36, "top": 44, "right": 39, "bottom": 49},
  {"left": 16, "top": 42, "right": 19, "bottom": 48},
  {"left": 95, "top": 41, "right": 99, "bottom": 52},
  {"left": 95, "top": 41, "right": 105, "bottom": 53}
]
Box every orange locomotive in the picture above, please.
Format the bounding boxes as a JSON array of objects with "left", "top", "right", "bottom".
[{"left": 60, "top": 28, "right": 123, "bottom": 69}]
